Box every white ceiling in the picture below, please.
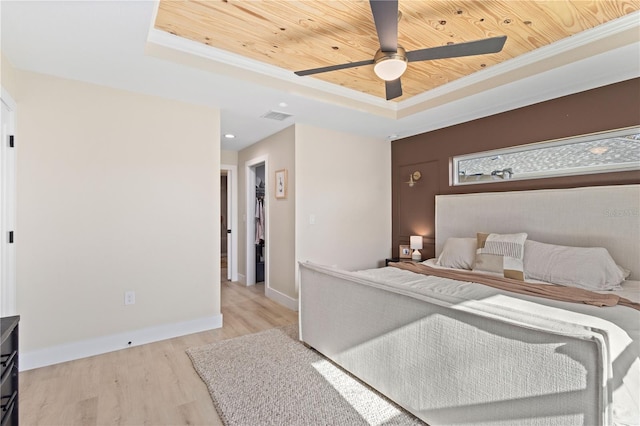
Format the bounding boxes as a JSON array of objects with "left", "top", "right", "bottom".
[{"left": 2, "top": 1, "right": 639, "bottom": 151}]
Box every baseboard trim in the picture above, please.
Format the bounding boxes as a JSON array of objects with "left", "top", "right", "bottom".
[
  {"left": 266, "top": 287, "right": 298, "bottom": 311},
  {"left": 20, "top": 314, "right": 223, "bottom": 371}
]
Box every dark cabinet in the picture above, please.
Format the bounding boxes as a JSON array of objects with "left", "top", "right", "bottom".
[{"left": 1, "top": 316, "right": 19, "bottom": 426}]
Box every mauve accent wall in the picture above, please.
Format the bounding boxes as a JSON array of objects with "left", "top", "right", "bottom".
[{"left": 392, "top": 78, "right": 640, "bottom": 260}]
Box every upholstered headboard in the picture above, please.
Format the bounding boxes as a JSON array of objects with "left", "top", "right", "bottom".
[{"left": 435, "top": 185, "right": 640, "bottom": 280}]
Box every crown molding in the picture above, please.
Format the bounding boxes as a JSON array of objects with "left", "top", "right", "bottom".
[
  {"left": 398, "top": 11, "right": 640, "bottom": 115},
  {"left": 146, "top": 29, "right": 395, "bottom": 115},
  {"left": 147, "top": 8, "right": 639, "bottom": 121}
]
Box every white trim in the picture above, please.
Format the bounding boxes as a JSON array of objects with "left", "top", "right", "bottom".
[
  {"left": 245, "top": 155, "right": 268, "bottom": 287},
  {"left": 221, "top": 164, "right": 238, "bottom": 282},
  {"left": 0, "top": 87, "right": 17, "bottom": 316},
  {"left": 146, "top": 28, "right": 390, "bottom": 110},
  {"left": 265, "top": 287, "right": 298, "bottom": 312},
  {"left": 1, "top": 88, "right": 17, "bottom": 111},
  {"left": 237, "top": 273, "right": 246, "bottom": 285},
  {"left": 20, "top": 314, "right": 223, "bottom": 371}
]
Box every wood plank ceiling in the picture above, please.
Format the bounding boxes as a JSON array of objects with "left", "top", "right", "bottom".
[{"left": 155, "top": 1, "right": 640, "bottom": 101}]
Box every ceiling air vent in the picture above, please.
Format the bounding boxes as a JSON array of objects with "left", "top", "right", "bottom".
[{"left": 261, "top": 110, "right": 293, "bottom": 121}]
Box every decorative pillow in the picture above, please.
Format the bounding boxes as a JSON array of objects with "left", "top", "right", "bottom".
[
  {"left": 474, "top": 232, "right": 527, "bottom": 280},
  {"left": 523, "top": 240, "right": 626, "bottom": 291},
  {"left": 436, "top": 237, "right": 477, "bottom": 270}
]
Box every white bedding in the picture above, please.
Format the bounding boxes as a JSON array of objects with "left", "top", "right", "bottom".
[
  {"left": 354, "top": 261, "right": 640, "bottom": 426},
  {"left": 601, "top": 280, "right": 640, "bottom": 305},
  {"left": 300, "top": 186, "right": 639, "bottom": 425},
  {"left": 427, "top": 257, "right": 640, "bottom": 304}
]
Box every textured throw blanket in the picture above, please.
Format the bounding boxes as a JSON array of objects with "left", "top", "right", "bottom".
[{"left": 390, "top": 262, "right": 640, "bottom": 311}]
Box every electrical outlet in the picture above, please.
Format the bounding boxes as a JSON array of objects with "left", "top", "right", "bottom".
[{"left": 124, "top": 291, "right": 135, "bottom": 305}]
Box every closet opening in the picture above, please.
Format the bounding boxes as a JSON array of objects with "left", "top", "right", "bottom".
[
  {"left": 245, "top": 155, "right": 268, "bottom": 291},
  {"left": 254, "top": 164, "right": 265, "bottom": 284}
]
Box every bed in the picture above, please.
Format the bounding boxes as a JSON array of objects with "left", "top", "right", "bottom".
[{"left": 298, "top": 185, "right": 639, "bottom": 426}]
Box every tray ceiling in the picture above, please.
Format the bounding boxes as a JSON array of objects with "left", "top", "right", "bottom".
[{"left": 154, "top": 0, "right": 640, "bottom": 101}]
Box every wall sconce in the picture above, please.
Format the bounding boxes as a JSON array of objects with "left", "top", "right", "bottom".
[
  {"left": 406, "top": 171, "right": 421, "bottom": 187},
  {"left": 410, "top": 235, "right": 423, "bottom": 261}
]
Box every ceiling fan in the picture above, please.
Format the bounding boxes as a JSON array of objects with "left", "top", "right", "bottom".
[{"left": 294, "top": 0, "right": 507, "bottom": 101}]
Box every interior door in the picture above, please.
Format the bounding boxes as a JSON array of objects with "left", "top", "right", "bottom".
[
  {"left": 221, "top": 174, "right": 228, "bottom": 254},
  {"left": 1, "top": 95, "right": 17, "bottom": 316},
  {"left": 221, "top": 164, "right": 237, "bottom": 282},
  {"left": 226, "top": 173, "right": 232, "bottom": 281}
]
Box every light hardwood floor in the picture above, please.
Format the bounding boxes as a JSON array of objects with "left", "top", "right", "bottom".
[{"left": 19, "top": 274, "right": 298, "bottom": 425}]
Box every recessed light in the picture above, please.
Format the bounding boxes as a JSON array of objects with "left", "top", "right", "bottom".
[
  {"left": 224, "top": 134, "right": 235, "bottom": 139},
  {"left": 278, "top": 102, "right": 288, "bottom": 108}
]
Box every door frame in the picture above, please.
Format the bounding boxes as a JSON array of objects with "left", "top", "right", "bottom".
[
  {"left": 245, "top": 155, "right": 268, "bottom": 287},
  {"left": 220, "top": 164, "right": 238, "bottom": 282},
  {"left": 1, "top": 87, "right": 17, "bottom": 316}
]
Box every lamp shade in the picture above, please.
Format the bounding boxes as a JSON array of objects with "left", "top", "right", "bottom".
[
  {"left": 410, "top": 236, "right": 423, "bottom": 250},
  {"left": 410, "top": 236, "right": 423, "bottom": 261}
]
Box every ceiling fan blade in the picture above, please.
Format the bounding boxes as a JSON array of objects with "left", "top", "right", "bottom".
[
  {"left": 385, "top": 78, "right": 402, "bottom": 100},
  {"left": 295, "top": 59, "right": 375, "bottom": 76},
  {"left": 406, "top": 35, "right": 507, "bottom": 62},
  {"left": 370, "top": 0, "right": 398, "bottom": 52}
]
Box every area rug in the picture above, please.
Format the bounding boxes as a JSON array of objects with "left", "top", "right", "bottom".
[{"left": 186, "top": 325, "right": 425, "bottom": 426}]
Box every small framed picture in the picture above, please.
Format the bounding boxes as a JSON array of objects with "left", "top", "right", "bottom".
[
  {"left": 399, "top": 244, "right": 411, "bottom": 259},
  {"left": 275, "top": 169, "right": 287, "bottom": 199}
]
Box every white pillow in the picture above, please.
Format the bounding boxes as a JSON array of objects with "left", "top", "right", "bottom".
[
  {"left": 474, "top": 232, "right": 527, "bottom": 280},
  {"left": 619, "top": 265, "right": 632, "bottom": 280},
  {"left": 523, "top": 240, "right": 626, "bottom": 291},
  {"left": 436, "top": 237, "right": 477, "bottom": 270}
]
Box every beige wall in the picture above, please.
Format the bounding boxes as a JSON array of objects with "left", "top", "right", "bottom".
[
  {"left": 236, "top": 123, "right": 391, "bottom": 303},
  {"left": 220, "top": 150, "right": 238, "bottom": 165},
  {"left": 13, "top": 70, "right": 220, "bottom": 354},
  {"left": 1, "top": 53, "right": 19, "bottom": 97},
  {"left": 295, "top": 124, "right": 392, "bottom": 273},
  {"left": 238, "top": 126, "right": 296, "bottom": 301}
]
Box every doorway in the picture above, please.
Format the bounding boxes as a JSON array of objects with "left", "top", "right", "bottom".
[
  {"left": 1, "top": 88, "right": 17, "bottom": 316},
  {"left": 220, "top": 164, "right": 237, "bottom": 283},
  {"left": 245, "top": 155, "right": 268, "bottom": 289},
  {"left": 220, "top": 173, "right": 228, "bottom": 280},
  {"left": 254, "top": 164, "right": 265, "bottom": 284}
]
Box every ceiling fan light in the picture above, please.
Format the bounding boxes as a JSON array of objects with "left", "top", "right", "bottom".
[
  {"left": 374, "top": 58, "right": 407, "bottom": 81},
  {"left": 373, "top": 47, "right": 408, "bottom": 81}
]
